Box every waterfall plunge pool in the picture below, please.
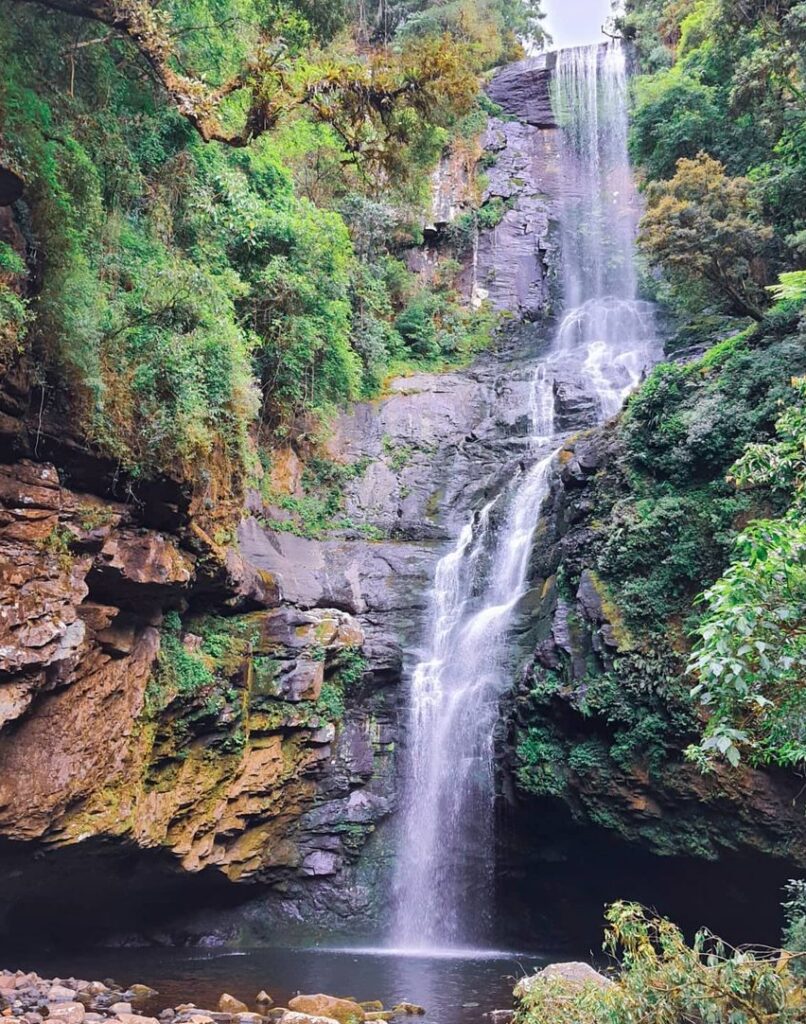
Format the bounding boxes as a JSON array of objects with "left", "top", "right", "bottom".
[{"left": 12, "top": 946, "right": 565, "bottom": 1024}]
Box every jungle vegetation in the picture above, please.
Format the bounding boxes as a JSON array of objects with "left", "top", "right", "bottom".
[
  {"left": 614, "top": 0, "right": 806, "bottom": 770},
  {"left": 0, "top": 0, "right": 546, "bottom": 485}
]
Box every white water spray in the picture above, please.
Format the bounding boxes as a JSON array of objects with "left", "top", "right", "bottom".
[{"left": 392, "top": 42, "right": 660, "bottom": 950}]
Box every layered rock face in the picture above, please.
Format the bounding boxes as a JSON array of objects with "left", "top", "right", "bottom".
[
  {"left": 0, "top": 448, "right": 394, "bottom": 932},
  {"left": 0, "top": 52, "right": 572, "bottom": 942}
]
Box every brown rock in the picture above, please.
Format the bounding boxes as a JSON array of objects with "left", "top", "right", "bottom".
[
  {"left": 76, "top": 603, "right": 120, "bottom": 632},
  {"left": 287, "top": 998, "right": 365, "bottom": 1024},
  {"left": 96, "top": 531, "right": 194, "bottom": 590},
  {"left": 217, "top": 998, "right": 248, "bottom": 1016}
]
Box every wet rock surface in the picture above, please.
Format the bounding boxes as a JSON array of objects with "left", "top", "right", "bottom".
[{"left": 486, "top": 56, "right": 558, "bottom": 129}]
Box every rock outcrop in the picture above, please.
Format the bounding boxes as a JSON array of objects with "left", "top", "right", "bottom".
[{"left": 493, "top": 424, "right": 806, "bottom": 946}]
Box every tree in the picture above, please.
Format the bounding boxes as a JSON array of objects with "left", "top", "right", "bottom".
[
  {"left": 639, "top": 153, "right": 773, "bottom": 320},
  {"left": 8, "top": 0, "right": 478, "bottom": 159}
]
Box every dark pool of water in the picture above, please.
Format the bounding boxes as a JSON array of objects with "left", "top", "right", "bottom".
[{"left": 13, "top": 947, "right": 557, "bottom": 1024}]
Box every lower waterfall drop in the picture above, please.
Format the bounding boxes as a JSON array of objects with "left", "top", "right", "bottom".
[{"left": 392, "top": 41, "right": 661, "bottom": 951}]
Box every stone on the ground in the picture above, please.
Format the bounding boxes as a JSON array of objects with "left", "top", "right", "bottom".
[
  {"left": 287, "top": 996, "right": 365, "bottom": 1024},
  {"left": 115, "top": 1013, "right": 161, "bottom": 1024},
  {"left": 233, "top": 1014, "right": 262, "bottom": 1024},
  {"left": 46, "top": 1003, "right": 85, "bottom": 1024},
  {"left": 110, "top": 1003, "right": 133, "bottom": 1015},
  {"left": 218, "top": 997, "right": 248, "bottom": 1016},
  {"left": 48, "top": 988, "right": 77, "bottom": 1003},
  {"left": 279, "top": 1013, "right": 341, "bottom": 1024},
  {"left": 364, "top": 1014, "right": 392, "bottom": 1021},
  {"left": 128, "top": 988, "right": 158, "bottom": 1002},
  {"left": 391, "top": 1006, "right": 425, "bottom": 1017},
  {"left": 357, "top": 1006, "right": 382, "bottom": 1015},
  {"left": 514, "top": 962, "right": 612, "bottom": 999}
]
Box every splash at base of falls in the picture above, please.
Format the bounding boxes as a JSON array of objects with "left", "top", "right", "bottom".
[{"left": 391, "top": 40, "right": 662, "bottom": 951}]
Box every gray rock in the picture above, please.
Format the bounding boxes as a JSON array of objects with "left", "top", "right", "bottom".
[
  {"left": 553, "top": 376, "right": 600, "bottom": 432},
  {"left": 515, "top": 962, "right": 613, "bottom": 997},
  {"left": 486, "top": 55, "right": 558, "bottom": 129}
]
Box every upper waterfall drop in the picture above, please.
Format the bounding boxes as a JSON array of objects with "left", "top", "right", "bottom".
[{"left": 391, "top": 40, "right": 661, "bottom": 952}]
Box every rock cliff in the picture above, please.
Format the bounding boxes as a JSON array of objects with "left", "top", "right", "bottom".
[{"left": 0, "top": 52, "right": 570, "bottom": 943}]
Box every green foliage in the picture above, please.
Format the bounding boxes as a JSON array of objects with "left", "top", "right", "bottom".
[
  {"left": 784, "top": 880, "right": 806, "bottom": 974},
  {"left": 315, "top": 680, "right": 345, "bottom": 721},
  {"left": 333, "top": 646, "right": 368, "bottom": 692},
  {"left": 264, "top": 454, "right": 371, "bottom": 538},
  {"left": 687, "top": 379, "right": 806, "bottom": 768},
  {"left": 513, "top": 320, "right": 806, "bottom": 812},
  {"left": 0, "top": 241, "right": 24, "bottom": 275},
  {"left": 639, "top": 153, "right": 773, "bottom": 320},
  {"left": 152, "top": 614, "right": 215, "bottom": 709},
  {"left": 515, "top": 902, "right": 806, "bottom": 1024},
  {"left": 626, "top": 0, "right": 806, "bottom": 315},
  {"left": 515, "top": 724, "right": 567, "bottom": 797},
  {"left": 1, "top": 0, "right": 506, "bottom": 487},
  {"left": 768, "top": 269, "right": 806, "bottom": 304},
  {"left": 147, "top": 611, "right": 250, "bottom": 717}
]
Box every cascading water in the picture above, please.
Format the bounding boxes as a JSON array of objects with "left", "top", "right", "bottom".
[{"left": 391, "top": 41, "right": 661, "bottom": 951}]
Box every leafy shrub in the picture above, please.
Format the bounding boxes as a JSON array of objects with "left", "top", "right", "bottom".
[{"left": 515, "top": 902, "right": 806, "bottom": 1024}]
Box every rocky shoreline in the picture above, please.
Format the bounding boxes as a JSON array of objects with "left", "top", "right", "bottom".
[{"left": 0, "top": 972, "right": 428, "bottom": 1024}]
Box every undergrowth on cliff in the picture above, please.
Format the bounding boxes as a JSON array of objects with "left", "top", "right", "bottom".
[
  {"left": 513, "top": 311, "right": 806, "bottom": 814},
  {"left": 515, "top": 902, "right": 806, "bottom": 1024},
  {"left": 0, "top": 0, "right": 543, "bottom": 493}
]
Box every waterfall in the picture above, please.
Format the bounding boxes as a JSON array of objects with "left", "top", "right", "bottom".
[{"left": 391, "top": 41, "right": 660, "bottom": 951}]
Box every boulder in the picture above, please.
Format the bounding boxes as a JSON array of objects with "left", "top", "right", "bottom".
[
  {"left": 390, "top": 1007, "right": 424, "bottom": 1017},
  {"left": 128, "top": 990, "right": 158, "bottom": 1004},
  {"left": 514, "top": 962, "right": 612, "bottom": 999},
  {"left": 217, "top": 999, "right": 247, "bottom": 1016},
  {"left": 47, "top": 988, "right": 77, "bottom": 1003},
  {"left": 109, "top": 1005, "right": 132, "bottom": 1016},
  {"left": 46, "top": 1004, "right": 85, "bottom": 1024},
  {"left": 287, "top": 997, "right": 365, "bottom": 1024},
  {"left": 279, "top": 1014, "right": 341, "bottom": 1024}
]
